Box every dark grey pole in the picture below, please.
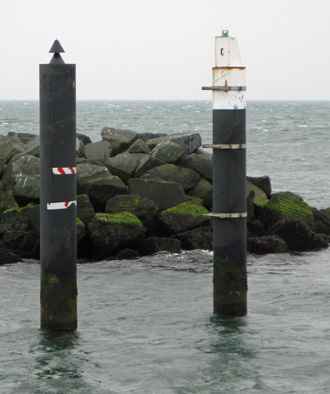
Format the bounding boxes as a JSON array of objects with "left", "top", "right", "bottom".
[
  {"left": 40, "top": 40, "right": 77, "bottom": 330},
  {"left": 203, "top": 30, "right": 247, "bottom": 316}
]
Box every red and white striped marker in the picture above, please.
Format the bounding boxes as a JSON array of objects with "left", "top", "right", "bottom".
[
  {"left": 52, "top": 167, "right": 76, "bottom": 175},
  {"left": 47, "top": 200, "right": 77, "bottom": 210}
]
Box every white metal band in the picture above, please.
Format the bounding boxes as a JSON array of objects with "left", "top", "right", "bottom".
[
  {"left": 52, "top": 167, "right": 77, "bottom": 175},
  {"left": 47, "top": 200, "right": 77, "bottom": 210},
  {"left": 202, "top": 144, "right": 246, "bottom": 149},
  {"left": 205, "top": 212, "right": 247, "bottom": 219}
]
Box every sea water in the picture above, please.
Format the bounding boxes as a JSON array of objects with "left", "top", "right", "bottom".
[{"left": 0, "top": 101, "right": 330, "bottom": 393}]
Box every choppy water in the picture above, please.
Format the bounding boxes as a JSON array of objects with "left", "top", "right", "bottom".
[
  {"left": 1, "top": 250, "right": 330, "bottom": 393},
  {"left": 1, "top": 100, "right": 329, "bottom": 208},
  {"left": 1, "top": 100, "right": 330, "bottom": 392}
]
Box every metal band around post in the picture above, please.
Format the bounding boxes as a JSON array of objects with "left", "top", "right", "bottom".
[
  {"left": 205, "top": 212, "right": 247, "bottom": 219},
  {"left": 202, "top": 144, "right": 246, "bottom": 149},
  {"left": 202, "top": 86, "right": 246, "bottom": 91}
]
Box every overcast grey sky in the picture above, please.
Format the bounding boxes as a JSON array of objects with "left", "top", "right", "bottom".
[{"left": 1, "top": 0, "right": 330, "bottom": 101}]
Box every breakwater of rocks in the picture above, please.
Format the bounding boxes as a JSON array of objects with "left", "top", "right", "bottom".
[{"left": 0, "top": 128, "right": 329, "bottom": 264}]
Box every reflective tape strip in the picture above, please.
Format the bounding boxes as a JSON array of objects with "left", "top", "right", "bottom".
[
  {"left": 47, "top": 200, "right": 77, "bottom": 210},
  {"left": 52, "top": 167, "right": 76, "bottom": 175},
  {"left": 202, "top": 144, "right": 246, "bottom": 149},
  {"left": 204, "top": 212, "right": 247, "bottom": 219}
]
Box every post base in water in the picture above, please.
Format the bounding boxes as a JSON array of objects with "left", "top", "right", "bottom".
[
  {"left": 213, "top": 293, "right": 247, "bottom": 316},
  {"left": 40, "top": 275, "right": 77, "bottom": 331}
]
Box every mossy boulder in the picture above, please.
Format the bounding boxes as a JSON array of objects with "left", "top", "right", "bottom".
[
  {"left": 0, "top": 205, "right": 40, "bottom": 258},
  {"left": 128, "top": 178, "right": 186, "bottom": 210},
  {"left": 76, "top": 163, "right": 110, "bottom": 194},
  {"left": 134, "top": 154, "right": 164, "bottom": 177},
  {"left": 0, "top": 250, "right": 22, "bottom": 265},
  {"left": 313, "top": 208, "right": 330, "bottom": 235},
  {"left": 0, "top": 135, "right": 26, "bottom": 163},
  {"left": 77, "top": 194, "right": 95, "bottom": 224},
  {"left": 156, "top": 200, "right": 210, "bottom": 235},
  {"left": 85, "top": 173, "right": 128, "bottom": 212},
  {"left": 101, "top": 127, "right": 137, "bottom": 156},
  {"left": 247, "top": 176, "right": 272, "bottom": 198},
  {"left": 187, "top": 178, "right": 213, "bottom": 209},
  {"left": 87, "top": 212, "right": 146, "bottom": 258},
  {"left": 259, "top": 192, "right": 314, "bottom": 229},
  {"left": 105, "top": 194, "right": 159, "bottom": 224},
  {"left": 246, "top": 180, "right": 269, "bottom": 210},
  {"left": 0, "top": 186, "right": 19, "bottom": 213},
  {"left": 105, "top": 152, "right": 140, "bottom": 183},
  {"left": 150, "top": 141, "right": 185, "bottom": 164},
  {"left": 179, "top": 150, "right": 213, "bottom": 183},
  {"left": 138, "top": 237, "right": 181, "bottom": 256},
  {"left": 174, "top": 226, "right": 213, "bottom": 250},
  {"left": 127, "top": 139, "right": 150, "bottom": 154},
  {"left": 248, "top": 235, "right": 289, "bottom": 254},
  {"left": 141, "top": 164, "right": 200, "bottom": 192},
  {"left": 267, "top": 219, "right": 328, "bottom": 252},
  {"left": 13, "top": 174, "right": 40, "bottom": 206}
]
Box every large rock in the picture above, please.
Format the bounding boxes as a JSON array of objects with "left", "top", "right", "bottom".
[
  {"left": 84, "top": 140, "right": 112, "bottom": 165},
  {"left": 1, "top": 155, "right": 40, "bottom": 206},
  {"left": 141, "top": 164, "right": 200, "bottom": 192},
  {"left": 85, "top": 173, "right": 128, "bottom": 212},
  {"left": 105, "top": 152, "right": 140, "bottom": 184},
  {"left": 128, "top": 178, "right": 186, "bottom": 210},
  {"left": 7, "top": 132, "right": 37, "bottom": 145},
  {"left": 134, "top": 154, "right": 164, "bottom": 178},
  {"left": 136, "top": 132, "right": 167, "bottom": 142},
  {"left": 13, "top": 174, "right": 40, "bottom": 206},
  {"left": 246, "top": 180, "right": 269, "bottom": 210},
  {"left": 259, "top": 192, "right": 314, "bottom": 230},
  {"left": 146, "top": 133, "right": 202, "bottom": 154},
  {"left": 156, "top": 200, "right": 211, "bottom": 235},
  {"left": 2, "top": 155, "right": 40, "bottom": 187},
  {"left": 105, "top": 194, "right": 159, "bottom": 225},
  {"left": 267, "top": 219, "right": 328, "bottom": 252},
  {"left": 77, "top": 194, "right": 95, "bottom": 224},
  {"left": 174, "top": 226, "right": 213, "bottom": 250},
  {"left": 127, "top": 139, "right": 150, "bottom": 154},
  {"left": 76, "top": 163, "right": 110, "bottom": 194},
  {"left": 87, "top": 212, "right": 146, "bottom": 258},
  {"left": 248, "top": 235, "right": 289, "bottom": 254},
  {"left": 187, "top": 178, "right": 213, "bottom": 209},
  {"left": 0, "top": 250, "right": 22, "bottom": 265},
  {"left": 138, "top": 237, "right": 181, "bottom": 256},
  {"left": 247, "top": 176, "right": 272, "bottom": 198},
  {"left": 313, "top": 208, "right": 330, "bottom": 235},
  {"left": 0, "top": 205, "right": 40, "bottom": 258},
  {"left": 101, "top": 127, "right": 137, "bottom": 156},
  {"left": 150, "top": 141, "right": 185, "bottom": 164},
  {"left": 0, "top": 135, "right": 27, "bottom": 163},
  {"left": 179, "top": 150, "right": 213, "bottom": 183}
]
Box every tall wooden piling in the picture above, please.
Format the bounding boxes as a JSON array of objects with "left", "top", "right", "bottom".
[
  {"left": 39, "top": 40, "right": 77, "bottom": 330},
  {"left": 203, "top": 30, "right": 247, "bottom": 316}
]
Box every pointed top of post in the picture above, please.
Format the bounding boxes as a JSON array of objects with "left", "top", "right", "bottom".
[
  {"left": 49, "top": 39, "right": 65, "bottom": 54},
  {"left": 49, "top": 39, "right": 65, "bottom": 65}
]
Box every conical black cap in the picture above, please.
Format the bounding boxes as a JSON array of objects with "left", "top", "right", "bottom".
[{"left": 49, "top": 39, "right": 65, "bottom": 54}]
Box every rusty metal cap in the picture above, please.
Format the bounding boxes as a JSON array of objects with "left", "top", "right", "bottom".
[{"left": 49, "top": 39, "right": 65, "bottom": 54}]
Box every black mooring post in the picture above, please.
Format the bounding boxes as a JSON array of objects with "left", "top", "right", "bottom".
[
  {"left": 39, "top": 40, "right": 77, "bottom": 330},
  {"left": 203, "top": 30, "right": 247, "bottom": 316}
]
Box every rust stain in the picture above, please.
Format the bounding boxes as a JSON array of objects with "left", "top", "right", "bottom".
[{"left": 66, "top": 231, "right": 72, "bottom": 249}]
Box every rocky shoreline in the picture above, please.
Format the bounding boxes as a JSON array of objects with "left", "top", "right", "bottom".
[{"left": 0, "top": 128, "right": 329, "bottom": 265}]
